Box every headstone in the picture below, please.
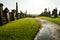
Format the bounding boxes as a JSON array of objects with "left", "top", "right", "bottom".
[
  {"left": 59, "top": 11, "right": 60, "bottom": 15},
  {"left": 12, "top": 10, "right": 16, "bottom": 20},
  {"left": 3, "top": 8, "right": 10, "bottom": 23},
  {"left": 10, "top": 10, "right": 16, "bottom": 21},
  {"left": 20, "top": 11, "right": 24, "bottom": 18},
  {"left": 0, "top": 3, "right": 5, "bottom": 26}
]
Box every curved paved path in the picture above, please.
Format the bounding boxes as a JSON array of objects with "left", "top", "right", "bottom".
[{"left": 34, "top": 18, "right": 60, "bottom": 40}]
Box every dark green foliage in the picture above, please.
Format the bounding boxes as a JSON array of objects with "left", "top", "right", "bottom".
[{"left": 52, "top": 8, "right": 58, "bottom": 18}]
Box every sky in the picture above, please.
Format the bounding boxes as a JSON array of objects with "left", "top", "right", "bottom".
[{"left": 0, "top": 0, "right": 60, "bottom": 15}]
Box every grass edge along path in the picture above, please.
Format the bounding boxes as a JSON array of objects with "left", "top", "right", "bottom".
[
  {"left": 39, "top": 17, "right": 60, "bottom": 25},
  {"left": 0, "top": 18, "right": 40, "bottom": 40}
]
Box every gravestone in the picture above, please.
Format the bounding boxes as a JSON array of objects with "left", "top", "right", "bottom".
[
  {"left": 18, "top": 13, "right": 20, "bottom": 19},
  {"left": 20, "top": 11, "right": 25, "bottom": 18},
  {"left": 12, "top": 10, "right": 16, "bottom": 20},
  {"left": 0, "top": 3, "right": 3, "bottom": 26},
  {"left": 3, "top": 8, "right": 10, "bottom": 23},
  {"left": 59, "top": 11, "right": 60, "bottom": 15},
  {"left": 10, "top": 10, "right": 16, "bottom": 21},
  {"left": 0, "top": 3, "right": 6, "bottom": 25}
]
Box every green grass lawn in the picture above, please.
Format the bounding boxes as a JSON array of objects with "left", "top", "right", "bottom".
[
  {"left": 39, "top": 16, "right": 60, "bottom": 25},
  {"left": 0, "top": 18, "right": 40, "bottom": 40}
]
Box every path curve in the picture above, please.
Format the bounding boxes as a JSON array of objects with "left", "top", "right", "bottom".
[{"left": 34, "top": 18, "right": 60, "bottom": 40}]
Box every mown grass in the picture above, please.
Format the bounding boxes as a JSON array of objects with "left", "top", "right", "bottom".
[
  {"left": 0, "top": 18, "right": 40, "bottom": 40},
  {"left": 39, "top": 16, "right": 60, "bottom": 25}
]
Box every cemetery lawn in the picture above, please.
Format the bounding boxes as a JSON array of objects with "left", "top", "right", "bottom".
[
  {"left": 0, "top": 18, "right": 40, "bottom": 40},
  {"left": 39, "top": 17, "right": 60, "bottom": 25}
]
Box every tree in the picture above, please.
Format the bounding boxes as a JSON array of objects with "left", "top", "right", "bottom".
[{"left": 52, "top": 8, "right": 58, "bottom": 18}]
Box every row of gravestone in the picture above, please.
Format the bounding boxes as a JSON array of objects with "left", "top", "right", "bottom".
[{"left": 0, "top": 3, "right": 28, "bottom": 26}]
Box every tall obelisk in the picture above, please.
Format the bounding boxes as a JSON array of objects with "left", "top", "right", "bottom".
[{"left": 16, "top": 2, "right": 18, "bottom": 19}]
